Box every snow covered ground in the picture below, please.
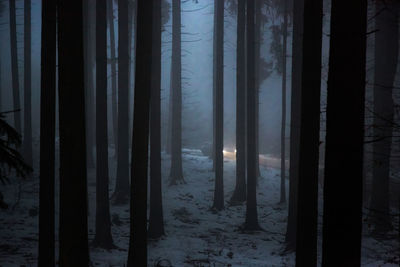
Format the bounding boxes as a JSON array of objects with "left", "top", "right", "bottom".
[{"left": 0, "top": 148, "right": 398, "bottom": 266}]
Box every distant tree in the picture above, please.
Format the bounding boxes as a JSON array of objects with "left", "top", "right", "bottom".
[
  {"left": 127, "top": 0, "right": 153, "bottom": 265},
  {"left": 38, "top": 0, "right": 56, "bottom": 265},
  {"left": 230, "top": 0, "right": 247, "bottom": 205},
  {"left": 295, "top": 0, "right": 322, "bottom": 265},
  {"left": 285, "top": 0, "right": 303, "bottom": 252},
  {"left": 322, "top": 0, "right": 367, "bottom": 265},
  {"left": 113, "top": 0, "right": 131, "bottom": 204},
  {"left": 107, "top": 0, "right": 118, "bottom": 152},
  {"left": 369, "top": 0, "right": 399, "bottom": 236},
  {"left": 244, "top": 0, "right": 261, "bottom": 231},
  {"left": 9, "top": 0, "right": 21, "bottom": 134},
  {"left": 212, "top": 0, "right": 224, "bottom": 211},
  {"left": 57, "top": 0, "right": 89, "bottom": 265},
  {"left": 22, "top": 0, "right": 32, "bottom": 166},
  {"left": 148, "top": 0, "right": 165, "bottom": 239},
  {"left": 169, "top": 0, "right": 184, "bottom": 185},
  {"left": 279, "top": 0, "right": 288, "bottom": 204},
  {"left": 93, "top": 0, "right": 114, "bottom": 249}
]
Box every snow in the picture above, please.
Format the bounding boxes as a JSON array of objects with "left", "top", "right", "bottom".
[{"left": 0, "top": 148, "right": 398, "bottom": 266}]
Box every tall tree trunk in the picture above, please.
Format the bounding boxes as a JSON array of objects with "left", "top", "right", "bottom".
[
  {"left": 169, "top": 0, "right": 184, "bottom": 185},
  {"left": 285, "top": 0, "right": 304, "bottom": 252},
  {"left": 93, "top": 0, "right": 114, "bottom": 249},
  {"left": 212, "top": 0, "right": 224, "bottom": 211},
  {"left": 244, "top": 0, "right": 261, "bottom": 231},
  {"left": 127, "top": 0, "right": 153, "bottom": 265},
  {"left": 107, "top": 0, "right": 118, "bottom": 153},
  {"left": 38, "top": 0, "right": 56, "bottom": 265},
  {"left": 231, "top": 0, "right": 247, "bottom": 205},
  {"left": 280, "top": 0, "right": 288, "bottom": 204},
  {"left": 148, "top": 0, "right": 164, "bottom": 239},
  {"left": 9, "top": 0, "right": 21, "bottom": 133},
  {"left": 23, "top": 0, "right": 32, "bottom": 166},
  {"left": 322, "top": 0, "right": 367, "bottom": 265},
  {"left": 58, "top": 0, "right": 89, "bottom": 265},
  {"left": 113, "top": 0, "right": 131, "bottom": 203},
  {"left": 369, "top": 1, "right": 399, "bottom": 235},
  {"left": 295, "top": 0, "right": 322, "bottom": 265},
  {"left": 255, "top": 0, "right": 261, "bottom": 179}
]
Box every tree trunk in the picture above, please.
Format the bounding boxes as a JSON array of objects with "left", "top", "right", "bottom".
[
  {"left": 107, "top": 0, "right": 118, "bottom": 153},
  {"left": 127, "top": 0, "right": 153, "bottom": 265},
  {"left": 148, "top": 0, "right": 164, "bottom": 239},
  {"left": 212, "top": 0, "right": 224, "bottom": 211},
  {"left": 244, "top": 0, "right": 261, "bottom": 231},
  {"left": 230, "top": 0, "right": 246, "bottom": 205},
  {"left": 280, "top": 0, "right": 288, "bottom": 204},
  {"left": 23, "top": 0, "right": 32, "bottom": 166},
  {"left": 58, "top": 0, "right": 89, "bottom": 265},
  {"left": 285, "top": 0, "right": 304, "bottom": 252},
  {"left": 113, "top": 0, "right": 131, "bottom": 204},
  {"left": 38, "top": 0, "right": 56, "bottom": 265},
  {"left": 93, "top": 0, "right": 114, "bottom": 249},
  {"left": 322, "top": 1, "right": 367, "bottom": 265},
  {"left": 295, "top": 0, "right": 322, "bottom": 265},
  {"left": 369, "top": 1, "right": 399, "bottom": 235},
  {"left": 255, "top": 0, "right": 261, "bottom": 179},
  {"left": 169, "top": 0, "right": 184, "bottom": 185},
  {"left": 9, "top": 0, "right": 21, "bottom": 133}
]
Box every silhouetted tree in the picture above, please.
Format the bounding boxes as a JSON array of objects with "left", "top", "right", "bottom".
[
  {"left": 9, "top": 0, "right": 21, "bottom": 133},
  {"left": 285, "top": 0, "right": 303, "bottom": 252},
  {"left": 127, "top": 0, "right": 153, "bottom": 265},
  {"left": 38, "top": 0, "right": 56, "bottom": 265},
  {"left": 322, "top": 0, "right": 367, "bottom": 265},
  {"left": 169, "top": 0, "right": 184, "bottom": 185},
  {"left": 231, "top": 0, "right": 246, "bottom": 205},
  {"left": 212, "top": 0, "right": 224, "bottom": 211},
  {"left": 369, "top": 0, "right": 399, "bottom": 235},
  {"left": 93, "top": 0, "right": 114, "bottom": 249},
  {"left": 255, "top": 0, "right": 261, "bottom": 179},
  {"left": 148, "top": 0, "right": 164, "bottom": 239},
  {"left": 244, "top": 0, "right": 261, "bottom": 231},
  {"left": 22, "top": 0, "right": 32, "bottom": 166},
  {"left": 113, "top": 0, "right": 131, "bottom": 203},
  {"left": 295, "top": 0, "right": 322, "bottom": 265},
  {"left": 58, "top": 0, "right": 89, "bottom": 265}
]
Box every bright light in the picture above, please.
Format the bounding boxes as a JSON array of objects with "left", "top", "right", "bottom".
[
  {"left": 234, "top": 149, "right": 237, "bottom": 153},
  {"left": 222, "top": 150, "right": 227, "bottom": 154}
]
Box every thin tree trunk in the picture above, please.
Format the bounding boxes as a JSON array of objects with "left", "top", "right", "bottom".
[
  {"left": 322, "top": 0, "right": 367, "bottom": 265},
  {"left": 38, "top": 0, "right": 56, "bottom": 265},
  {"left": 113, "top": 0, "right": 131, "bottom": 204},
  {"left": 127, "top": 0, "right": 153, "bottom": 265},
  {"left": 9, "top": 0, "right": 21, "bottom": 133},
  {"left": 212, "top": 0, "right": 224, "bottom": 211},
  {"left": 169, "top": 0, "right": 184, "bottom": 185},
  {"left": 285, "top": 0, "right": 304, "bottom": 252},
  {"left": 107, "top": 0, "right": 118, "bottom": 153},
  {"left": 93, "top": 0, "right": 114, "bottom": 249},
  {"left": 244, "top": 0, "right": 261, "bottom": 231},
  {"left": 295, "top": 0, "right": 322, "bottom": 265},
  {"left": 280, "top": 1, "right": 288, "bottom": 204},
  {"left": 23, "top": 0, "right": 32, "bottom": 166},
  {"left": 58, "top": 0, "right": 89, "bottom": 265},
  {"left": 148, "top": 0, "right": 164, "bottom": 239},
  {"left": 231, "top": 0, "right": 246, "bottom": 205},
  {"left": 369, "top": 1, "right": 399, "bottom": 235},
  {"left": 255, "top": 0, "right": 261, "bottom": 179}
]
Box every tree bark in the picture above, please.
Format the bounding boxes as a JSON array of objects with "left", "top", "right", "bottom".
[
  {"left": 295, "top": 0, "right": 322, "bottom": 265},
  {"left": 9, "top": 0, "right": 21, "bottom": 133},
  {"left": 38, "top": 0, "right": 56, "bottom": 265},
  {"left": 148, "top": 0, "right": 165, "bottom": 239},
  {"left": 127, "top": 0, "right": 153, "bottom": 265},
  {"left": 93, "top": 0, "right": 114, "bottom": 249},
  {"left": 58, "top": 0, "right": 89, "bottom": 265},
  {"left": 322, "top": 0, "right": 367, "bottom": 265},
  {"left": 169, "top": 0, "right": 184, "bottom": 184}
]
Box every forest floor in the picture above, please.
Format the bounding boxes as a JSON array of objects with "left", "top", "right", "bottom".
[{"left": 0, "top": 148, "right": 398, "bottom": 266}]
